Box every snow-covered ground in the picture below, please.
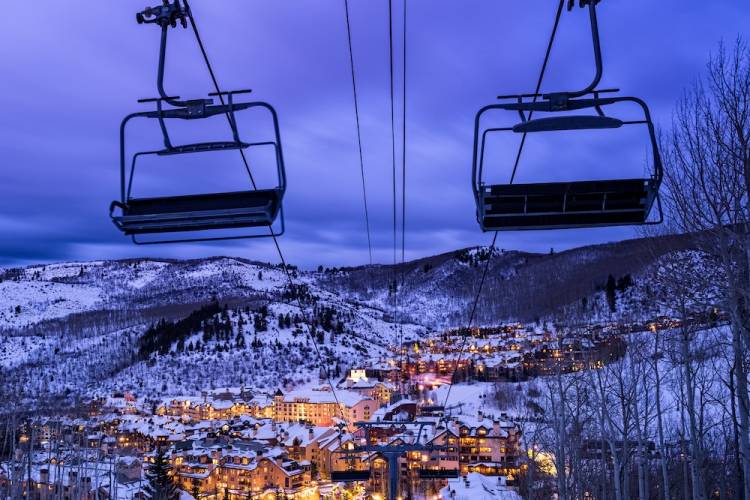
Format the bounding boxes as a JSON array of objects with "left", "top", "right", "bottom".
[
  {"left": 0, "top": 257, "right": 429, "bottom": 408},
  {"left": 0, "top": 240, "right": 722, "bottom": 413},
  {"left": 0, "top": 279, "right": 102, "bottom": 329}
]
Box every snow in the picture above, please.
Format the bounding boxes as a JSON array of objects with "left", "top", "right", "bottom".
[
  {"left": 0, "top": 334, "right": 58, "bottom": 369},
  {"left": 277, "top": 386, "right": 370, "bottom": 407},
  {"left": 433, "top": 382, "right": 497, "bottom": 417},
  {"left": 0, "top": 280, "right": 102, "bottom": 329},
  {"left": 440, "top": 472, "right": 521, "bottom": 500},
  {"left": 0, "top": 242, "right": 725, "bottom": 419}
]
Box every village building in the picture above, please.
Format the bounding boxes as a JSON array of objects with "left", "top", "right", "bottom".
[
  {"left": 339, "top": 370, "right": 394, "bottom": 405},
  {"left": 272, "top": 388, "right": 378, "bottom": 427}
]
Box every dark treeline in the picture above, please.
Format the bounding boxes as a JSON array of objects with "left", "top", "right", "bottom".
[{"left": 137, "top": 301, "right": 222, "bottom": 358}]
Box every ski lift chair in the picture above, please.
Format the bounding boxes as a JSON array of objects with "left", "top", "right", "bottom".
[
  {"left": 471, "top": 0, "right": 662, "bottom": 231},
  {"left": 418, "top": 468, "right": 460, "bottom": 479},
  {"left": 331, "top": 429, "right": 372, "bottom": 483},
  {"left": 110, "top": 1, "right": 286, "bottom": 244},
  {"left": 330, "top": 470, "right": 372, "bottom": 482},
  {"left": 418, "top": 420, "right": 459, "bottom": 480}
]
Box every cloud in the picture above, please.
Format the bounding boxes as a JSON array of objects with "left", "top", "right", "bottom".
[{"left": 1, "top": 0, "right": 748, "bottom": 268}]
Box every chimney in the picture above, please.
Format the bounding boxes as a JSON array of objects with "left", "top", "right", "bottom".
[
  {"left": 493, "top": 420, "right": 500, "bottom": 436},
  {"left": 308, "top": 427, "right": 314, "bottom": 441}
]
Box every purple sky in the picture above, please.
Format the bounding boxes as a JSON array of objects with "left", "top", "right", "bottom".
[{"left": 1, "top": 1, "right": 748, "bottom": 269}]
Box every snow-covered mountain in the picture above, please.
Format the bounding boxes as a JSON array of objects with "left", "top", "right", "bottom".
[
  {"left": 322, "top": 232, "right": 715, "bottom": 325},
  {"left": 0, "top": 232, "right": 720, "bottom": 412}
]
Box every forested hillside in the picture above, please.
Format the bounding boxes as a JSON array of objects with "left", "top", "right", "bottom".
[{"left": 0, "top": 233, "right": 720, "bottom": 412}]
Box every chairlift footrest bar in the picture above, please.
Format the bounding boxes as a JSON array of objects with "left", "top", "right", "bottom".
[
  {"left": 418, "top": 469, "right": 460, "bottom": 479},
  {"left": 331, "top": 471, "right": 372, "bottom": 482},
  {"left": 498, "top": 96, "right": 619, "bottom": 113},
  {"left": 496, "top": 88, "right": 619, "bottom": 100},
  {"left": 138, "top": 95, "right": 181, "bottom": 103},
  {"left": 208, "top": 89, "right": 253, "bottom": 96}
]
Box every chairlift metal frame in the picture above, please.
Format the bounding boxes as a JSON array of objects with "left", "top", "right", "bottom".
[
  {"left": 471, "top": 0, "right": 663, "bottom": 231},
  {"left": 330, "top": 421, "right": 458, "bottom": 499},
  {"left": 330, "top": 470, "right": 373, "bottom": 482},
  {"left": 110, "top": 0, "right": 286, "bottom": 244}
]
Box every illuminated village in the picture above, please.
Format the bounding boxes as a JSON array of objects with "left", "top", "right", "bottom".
[
  {"left": 0, "top": 317, "right": 695, "bottom": 500},
  {"left": 4, "top": 0, "right": 750, "bottom": 496}
]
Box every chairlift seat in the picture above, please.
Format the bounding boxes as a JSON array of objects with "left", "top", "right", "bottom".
[
  {"left": 418, "top": 469, "right": 460, "bottom": 479},
  {"left": 513, "top": 115, "right": 622, "bottom": 133},
  {"left": 480, "top": 178, "right": 657, "bottom": 230},
  {"left": 331, "top": 470, "right": 372, "bottom": 482},
  {"left": 111, "top": 189, "right": 281, "bottom": 235}
]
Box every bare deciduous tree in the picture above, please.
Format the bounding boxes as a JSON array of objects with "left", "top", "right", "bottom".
[{"left": 662, "top": 38, "right": 750, "bottom": 498}]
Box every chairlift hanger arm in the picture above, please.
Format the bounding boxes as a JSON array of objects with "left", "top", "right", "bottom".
[
  {"left": 137, "top": 1, "right": 191, "bottom": 108},
  {"left": 496, "top": 94, "right": 619, "bottom": 112},
  {"left": 493, "top": 2, "right": 604, "bottom": 112},
  {"left": 136, "top": 100, "right": 255, "bottom": 120},
  {"left": 547, "top": 1, "right": 603, "bottom": 102}
]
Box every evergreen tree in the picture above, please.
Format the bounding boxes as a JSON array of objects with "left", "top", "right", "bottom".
[
  {"left": 616, "top": 273, "right": 633, "bottom": 291},
  {"left": 605, "top": 274, "right": 617, "bottom": 312},
  {"left": 144, "top": 447, "right": 179, "bottom": 500}
]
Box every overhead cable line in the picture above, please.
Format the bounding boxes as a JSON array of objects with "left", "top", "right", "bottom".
[
  {"left": 183, "top": 0, "right": 349, "bottom": 426},
  {"left": 386, "top": 0, "right": 404, "bottom": 393},
  {"left": 401, "top": 0, "right": 407, "bottom": 274},
  {"left": 343, "top": 0, "right": 374, "bottom": 265},
  {"left": 398, "top": 0, "right": 407, "bottom": 395},
  {"left": 441, "top": 231, "right": 498, "bottom": 410},
  {"left": 509, "top": 0, "right": 565, "bottom": 184},
  {"left": 184, "top": 0, "right": 257, "bottom": 188},
  {"left": 442, "top": 0, "right": 565, "bottom": 411},
  {"left": 388, "top": 0, "right": 398, "bottom": 274},
  {"left": 386, "top": 0, "right": 409, "bottom": 396}
]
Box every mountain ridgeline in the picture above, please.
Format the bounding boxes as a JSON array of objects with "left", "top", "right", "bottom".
[
  {"left": 0, "top": 232, "right": 712, "bottom": 410},
  {"left": 321, "top": 232, "right": 699, "bottom": 325}
]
